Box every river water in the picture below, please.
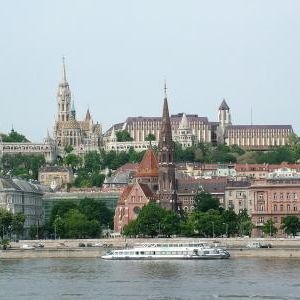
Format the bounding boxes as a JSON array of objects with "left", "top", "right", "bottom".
[{"left": 0, "top": 258, "right": 299, "bottom": 299}]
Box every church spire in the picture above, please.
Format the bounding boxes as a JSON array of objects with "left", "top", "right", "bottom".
[
  {"left": 62, "top": 56, "right": 67, "bottom": 83},
  {"left": 158, "top": 84, "right": 177, "bottom": 212},
  {"left": 56, "top": 57, "right": 71, "bottom": 123}
]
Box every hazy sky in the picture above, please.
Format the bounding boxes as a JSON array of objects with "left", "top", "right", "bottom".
[{"left": 0, "top": 1, "right": 300, "bottom": 142}]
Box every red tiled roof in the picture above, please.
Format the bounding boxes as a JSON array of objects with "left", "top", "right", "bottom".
[
  {"left": 135, "top": 149, "right": 159, "bottom": 178},
  {"left": 117, "top": 163, "right": 139, "bottom": 172},
  {"left": 139, "top": 183, "right": 159, "bottom": 200},
  {"left": 118, "top": 185, "right": 134, "bottom": 205}
]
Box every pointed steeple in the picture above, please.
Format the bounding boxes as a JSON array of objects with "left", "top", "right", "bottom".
[
  {"left": 110, "top": 126, "right": 117, "bottom": 142},
  {"left": 136, "top": 149, "right": 159, "bottom": 178},
  {"left": 158, "top": 83, "right": 177, "bottom": 212},
  {"left": 70, "top": 101, "right": 76, "bottom": 119},
  {"left": 159, "top": 82, "right": 172, "bottom": 146},
  {"left": 85, "top": 108, "right": 91, "bottom": 121},
  {"left": 179, "top": 113, "right": 189, "bottom": 129},
  {"left": 219, "top": 99, "right": 229, "bottom": 110},
  {"left": 62, "top": 56, "right": 67, "bottom": 83}
]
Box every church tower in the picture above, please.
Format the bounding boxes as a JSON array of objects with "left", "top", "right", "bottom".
[
  {"left": 218, "top": 99, "right": 231, "bottom": 128},
  {"left": 158, "top": 84, "right": 177, "bottom": 211},
  {"left": 217, "top": 99, "right": 231, "bottom": 143},
  {"left": 57, "top": 57, "right": 71, "bottom": 123}
]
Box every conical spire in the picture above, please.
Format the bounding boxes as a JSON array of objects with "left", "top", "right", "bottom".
[
  {"left": 70, "top": 101, "right": 76, "bottom": 119},
  {"left": 62, "top": 56, "right": 67, "bottom": 83},
  {"left": 136, "top": 149, "right": 159, "bottom": 178},
  {"left": 179, "top": 113, "right": 189, "bottom": 129},
  {"left": 160, "top": 85, "right": 172, "bottom": 145},
  {"left": 85, "top": 108, "right": 91, "bottom": 121},
  {"left": 219, "top": 99, "right": 229, "bottom": 110}
]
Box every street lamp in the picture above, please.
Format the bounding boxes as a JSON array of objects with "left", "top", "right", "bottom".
[
  {"left": 54, "top": 215, "right": 60, "bottom": 240},
  {"left": 223, "top": 223, "right": 228, "bottom": 238}
]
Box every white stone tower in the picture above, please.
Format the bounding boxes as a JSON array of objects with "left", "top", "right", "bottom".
[
  {"left": 57, "top": 57, "right": 71, "bottom": 123},
  {"left": 217, "top": 99, "right": 231, "bottom": 143}
]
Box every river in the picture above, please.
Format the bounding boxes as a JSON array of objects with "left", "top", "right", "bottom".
[{"left": 0, "top": 258, "right": 299, "bottom": 299}]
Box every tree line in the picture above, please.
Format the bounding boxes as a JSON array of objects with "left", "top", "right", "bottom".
[
  {"left": 33, "top": 198, "right": 114, "bottom": 239},
  {"left": 123, "top": 191, "right": 300, "bottom": 238},
  {"left": 2, "top": 130, "right": 300, "bottom": 188},
  {"left": 0, "top": 208, "right": 25, "bottom": 248}
]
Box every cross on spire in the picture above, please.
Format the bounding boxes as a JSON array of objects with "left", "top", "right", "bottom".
[{"left": 164, "top": 80, "right": 167, "bottom": 98}]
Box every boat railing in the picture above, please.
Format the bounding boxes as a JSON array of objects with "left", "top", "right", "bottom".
[{"left": 136, "top": 242, "right": 211, "bottom": 248}]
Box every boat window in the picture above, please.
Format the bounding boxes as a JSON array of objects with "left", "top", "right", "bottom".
[
  {"left": 140, "top": 251, "right": 145, "bottom": 255},
  {"left": 204, "top": 251, "right": 209, "bottom": 255},
  {"left": 135, "top": 252, "right": 139, "bottom": 255}
]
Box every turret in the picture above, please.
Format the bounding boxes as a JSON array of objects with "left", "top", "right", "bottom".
[
  {"left": 218, "top": 99, "right": 231, "bottom": 128},
  {"left": 57, "top": 57, "right": 71, "bottom": 122}
]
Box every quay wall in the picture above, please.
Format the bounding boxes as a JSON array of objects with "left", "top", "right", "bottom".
[
  {"left": 1, "top": 237, "right": 300, "bottom": 259},
  {"left": 10, "top": 237, "right": 300, "bottom": 249},
  {"left": 2, "top": 248, "right": 300, "bottom": 259}
]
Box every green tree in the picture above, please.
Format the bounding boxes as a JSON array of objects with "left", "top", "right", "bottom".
[
  {"left": 122, "top": 221, "right": 139, "bottom": 237},
  {"left": 11, "top": 212, "right": 25, "bottom": 238},
  {"left": 194, "top": 190, "right": 220, "bottom": 212},
  {"left": 78, "top": 198, "right": 113, "bottom": 226},
  {"left": 136, "top": 203, "right": 165, "bottom": 237},
  {"left": 0, "top": 208, "right": 13, "bottom": 239},
  {"left": 238, "top": 209, "right": 253, "bottom": 236},
  {"left": 64, "top": 154, "right": 82, "bottom": 171},
  {"left": 1, "top": 129, "right": 29, "bottom": 143},
  {"left": 282, "top": 216, "right": 300, "bottom": 236},
  {"left": 161, "top": 210, "right": 181, "bottom": 237},
  {"left": 64, "top": 145, "right": 74, "bottom": 154},
  {"left": 186, "top": 209, "right": 223, "bottom": 237},
  {"left": 63, "top": 209, "right": 101, "bottom": 238},
  {"left": 221, "top": 209, "right": 239, "bottom": 237},
  {"left": 116, "top": 130, "right": 133, "bottom": 142},
  {"left": 262, "top": 219, "right": 278, "bottom": 237},
  {"left": 49, "top": 201, "right": 78, "bottom": 225},
  {"left": 145, "top": 133, "right": 156, "bottom": 142},
  {"left": 84, "top": 151, "right": 102, "bottom": 173},
  {"left": 1, "top": 153, "right": 45, "bottom": 180}
]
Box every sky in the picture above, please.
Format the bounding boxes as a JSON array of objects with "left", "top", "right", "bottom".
[{"left": 0, "top": 0, "right": 300, "bottom": 142}]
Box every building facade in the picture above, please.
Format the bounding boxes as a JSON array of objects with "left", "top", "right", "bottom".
[
  {"left": 53, "top": 59, "right": 102, "bottom": 156},
  {"left": 104, "top": 99, "right": 293, "bottom": 151},
  {"left": 38, "top": 166, "right": 74, "bottom": 190},
  {"left": 0, "top": 131, "right": 57, "bottom": 163},
  {"left": 0, "top": 177, "right": 46, "bottom": 238},
  {"left": 113, "top": 148, "right": 159, "bottom": 232}
]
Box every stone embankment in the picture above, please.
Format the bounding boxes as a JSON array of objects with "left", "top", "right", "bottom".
[{"left": 1, "top": 237, "right": 300, "bottom": 259}]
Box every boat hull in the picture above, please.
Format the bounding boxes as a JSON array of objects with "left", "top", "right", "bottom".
[{"left": 101, "top": 254, "right": 230, "bottom": 260}]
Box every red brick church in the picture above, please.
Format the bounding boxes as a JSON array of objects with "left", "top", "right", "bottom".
[{"left": 114, "top": 89, "right": 178, "bottom": 232}]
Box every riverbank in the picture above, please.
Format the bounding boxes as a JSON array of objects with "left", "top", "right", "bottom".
[
  {"left": 1, "top": 237, "right": 300, "bottom": 259},
  {"left": 2, "top": 248, "right": 300, "bottom": 259}
]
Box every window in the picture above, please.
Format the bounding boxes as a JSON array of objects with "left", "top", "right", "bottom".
[
  {"left": 294, "top": 206, "right": 298, "bottom": 211},
  {"left": 287, "top": 204, "right": 291, "bottom": 211},
  {"left": 294, "top": 193, "right": 298, "bottom": 200},
  {"left": 280, "top": 204, "right": 283, "bottom": 211},
  {"left": 273, "top": 193, "right": 277, "bottom": 200},
  {"left": 287, "top": 193, "right": 290, "bottom": 200},
  {"left": 273, "top": 204, "right": 277, "bottom": 212}
]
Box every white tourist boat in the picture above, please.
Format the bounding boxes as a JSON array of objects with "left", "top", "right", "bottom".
[{"left": 101, "top": 241, "right": 230, "bottom": 260}]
